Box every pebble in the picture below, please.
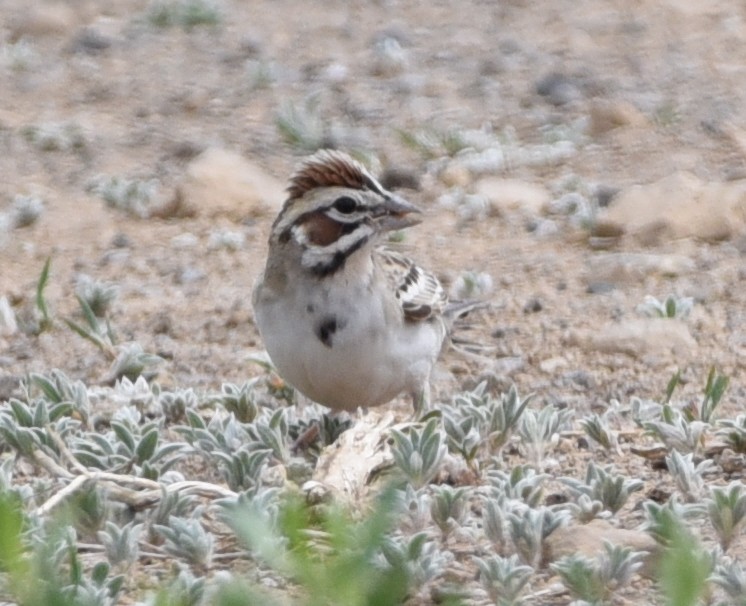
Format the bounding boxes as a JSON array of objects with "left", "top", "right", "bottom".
[
  {"left": 588, "top": 99, "right": 648, "bottom": 135},
  {"left": 545, "top": 519, "right": 659, "bottom": 577},
  {"left": 535, "top": 72, "right": 583, "bottom": 106},
  {"left": 568, "top": 318, "right": 697, "bottom": 359},
  {"left": 474, "top": 177, "right": 551, "bottom": 217},
  {"left": 596, "top": 172, "right": 746, "bottom": 244},
  {"left": 9, "top": 3, "right": 79, "bottom": 40},
  {"left": 586, "top": 252, "right": 695, "bottom": 286},
  {"left": 0, "top": 297, "right": 18, "bottom": 336},
  {"left": 175, "top": 148, "right": 284, "bottom": 220}
]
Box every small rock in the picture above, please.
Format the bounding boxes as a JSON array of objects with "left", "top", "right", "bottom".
[
  {"left": 474, "top": 177, "right": 551, "bottom": 217},
  {"left": 589, "top": 99, "right": 648, "bottom": 136},
  {"left": 0, "top": 374, "right": 21, "bottom": 402},
  {"left": 586, "top": 252, "right": 695, "bottom": 286},
  {"left": 491, "top": 355, "right": 524, "bottom": 375},
  {"left": 529, "top": 218, "right": 560, "bottom": 238},
  {"left": 175, "top": 266, "right": 205, "bottom": 285},
  {"left": 586, "top": 281, "right": 616, "bottom": 294},
  {"left": 175, "top": 148, "right": 284, "bottom": 220},
  {"left": 370, "top": 36, "right": 408, "bottom": 77},
  {"left": 594, "top": 184, "right": 620, "bottom": 208},
  {"left": 539, "top": 356, "right": 568, "bottom": 374},
  {"left": 523, "top": 297, "right": 543, "bottom": 314},
  {"left": 70, "top": 28, "right": 112, "bottom": 53},
  {"left": 596, "top": 172, "right": 746, "bottom": 244},
  {"left": 9, "top": 3, "right": 79, "bottom": 40},
  {"left": 171, "top": 233, "right": 199, "bottom": 249},
  {"left": 110, "top": 232, "right": 132, "bottom": 248},
  {"left": 568, "top": 318, "right": 697, "bottom": 358},
  {"left": 0, "top": 297, "right": 18, "bottom": 336},
  {"left": 440, "top": 163, "right": 471, "bottom": 188},
  {"left": 545, "top": 519, "right": 659, "bottom": 577},
  {"left": 535, "top": 72, "right": 582, "bottom": 106},
  {"left": 565, "top": 370, "right": 596, "bottom": 389},
  {"left": 719, "top": 448, "right": 746, "bottom": 474},
  {"left": 379, "top": 167, "right": 420, "bottom": 191}
]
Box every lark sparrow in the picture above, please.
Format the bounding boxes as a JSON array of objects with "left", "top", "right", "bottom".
[{"left": 252, "top": 150, "right": 450, "bottom": 413}]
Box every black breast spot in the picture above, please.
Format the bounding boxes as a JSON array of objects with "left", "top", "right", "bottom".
[{"left": 316, "top": 317, "right": 338, "bottom": 348}]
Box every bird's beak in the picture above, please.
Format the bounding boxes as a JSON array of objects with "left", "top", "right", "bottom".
[{"left": 376, "top": 194, "right": 423, "bottom": 231}]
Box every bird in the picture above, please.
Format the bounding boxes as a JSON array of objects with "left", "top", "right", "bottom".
[{"left": 252, "top": 149, "right": 454, "bottom": 414}]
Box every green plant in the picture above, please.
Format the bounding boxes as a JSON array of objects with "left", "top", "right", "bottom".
[
  {"left": 711, "top": 557, "right": 746, "bottom": 605},
  {"left": 397, "top": 126, "right": 471, "bottom": 159},
  {"left": 275, "top": 96, "right": 328, "bottom": 151},
  {"left": 656, "top": 514, "right": 710, "bottom": 606},
  {"left": 35, "top": 256, "right": 53, "bottom": 333},
  {"left": 226, "top": 487, "right": 412, "bottom": 606},
  {"left": 508, "top": 506, "right": 567, "bottom": 568},
  {"left": 517, "top": 405, "right": 572, "bottom": 467},
  {"left": 665, "top": 450, "right": 713, "bottom": 502},
  {"left": 146, "top": 0, "right": 221, "bottom": 29},
  {"left": 717, "top": 414, "right": 746, "bottom": 453},
  {"left": 580, "top": 413, "right": 618, "bottom": 451},
  {"left": 430, "top": 485, "right": 468, "bottom": 537},
  {"left": 561, "top": 462, "right": 643, "bottom": 515},
  {"left": 22, "top": 121, "right": 86, "bottom": 152},
  {"left": 637, "top": 294, "right": 693, "bottom": 319},
  {"left": 552, "top": 541, "right": 644, "bottom": 605},
  {"left": 87, "top": 175, "right": 160, "bottom": 218},
  {"left": 9, "top": 193, "right": 45, "bottom": 227},
  {"left": 707, "top": 482, "right": 746, "bottom": 552},
  {"left": 474, "top": 554, "right": 533, "bottom": 606},
  {"left": 390, "top": 418, "right": 447, "bottom": 488}
]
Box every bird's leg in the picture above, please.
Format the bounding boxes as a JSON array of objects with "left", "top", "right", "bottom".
[{"left": 412, "top": 382, "right": 432, "bottom": 419}]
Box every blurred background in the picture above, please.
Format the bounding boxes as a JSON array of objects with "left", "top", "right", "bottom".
[{"left": 1, "top": 0, "right": 745, "bottom": 402}]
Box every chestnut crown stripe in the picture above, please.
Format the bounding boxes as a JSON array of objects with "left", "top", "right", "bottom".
[{"left": 286, "top": 150, "right": 385, "bottom": 200}]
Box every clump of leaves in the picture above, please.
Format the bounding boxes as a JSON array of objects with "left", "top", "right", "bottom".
[
  {"left": 580, "top": 413, "right": 619, "bottom": 452},
  {"left": 8, "top": 193, "right": 45, "bottom": 228},
  {"left": 508, "top": 505, "right": 567, "bottom": 568},
  {"left": 711, "top": 557, "right": 746, "bottom": 604},
  {"left": 35, "top": 256, "right": 54, "bottom": 328},
  {"left": 666, "top": 449, "right": 713, "bottom": 502},
  {"left": 443, "top": 383, "right": 531, "bottom": 466},
  {"left": 685, "top": 367, "right": 729, "bottom": 424},
  {"left": 717, "top": 414, "right": 746, "bottom": 454},
  {"left": 517, "top": 405, "right": 572, "bottom": 467},
  {"left": 398, "top": 126, "right": 471, "bottom": 159},
  {"left": 552, "top": 541, "right": 644, "bottom": 604},
  {"left": 561, "top": 462, "right": 643, "bottom": 515},
  {"left": 75, "top": 275, "right": 118, "bottom": 318},
  {"left": 275, "top": 96, "right": 328, "bottom": 152},
  {"left": 107, "top": 343, "right": 164, "bottom": 382},
  {"left": 226, "top": 486, "right": 412, "bottom": 606},
  {"left": 474, "top": 553, "right": 533, "bottom": 606},
  {"left": 87, "top": 174, "right": 160, "bottom": 219},
  {"left": 22, "top": 121, "right": 86, "bottom": 152},
  {"left": 390, "top": 417, "right": 447, "bottom": 489},
  {"left": 637, "top": 293, "right": 694, "bottom": 319},
  {"left": 146, "top": 0, "right": 221, "bottom": 29},
  {"left": 655, "top": 512, "right": 711, "bottom": 606},
  {"left": 430, "top": 485, "right": 468, "bottom": 537},
  {"left": 155, "top": 512, "right": 214, "bottom": 569},
  {"left": 707, "top": 481, "right": 746, "bottom": 552}
]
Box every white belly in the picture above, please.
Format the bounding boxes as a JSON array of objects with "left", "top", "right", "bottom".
[{"left": 253, "top": 281, "right": 443, "bottom": 411}]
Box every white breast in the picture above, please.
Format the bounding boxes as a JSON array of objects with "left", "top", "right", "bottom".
[{"left": 253, "top": 277, "right": 443, "bottom": 411}]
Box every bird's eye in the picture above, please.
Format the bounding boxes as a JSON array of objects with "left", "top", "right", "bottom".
[{"left": 333, "top": 196, "right": 358, "bottom": 214}]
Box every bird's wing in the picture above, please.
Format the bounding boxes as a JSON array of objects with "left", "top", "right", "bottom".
[{"left": 377, "top": 248, "right": 447, "bottom": 322}]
